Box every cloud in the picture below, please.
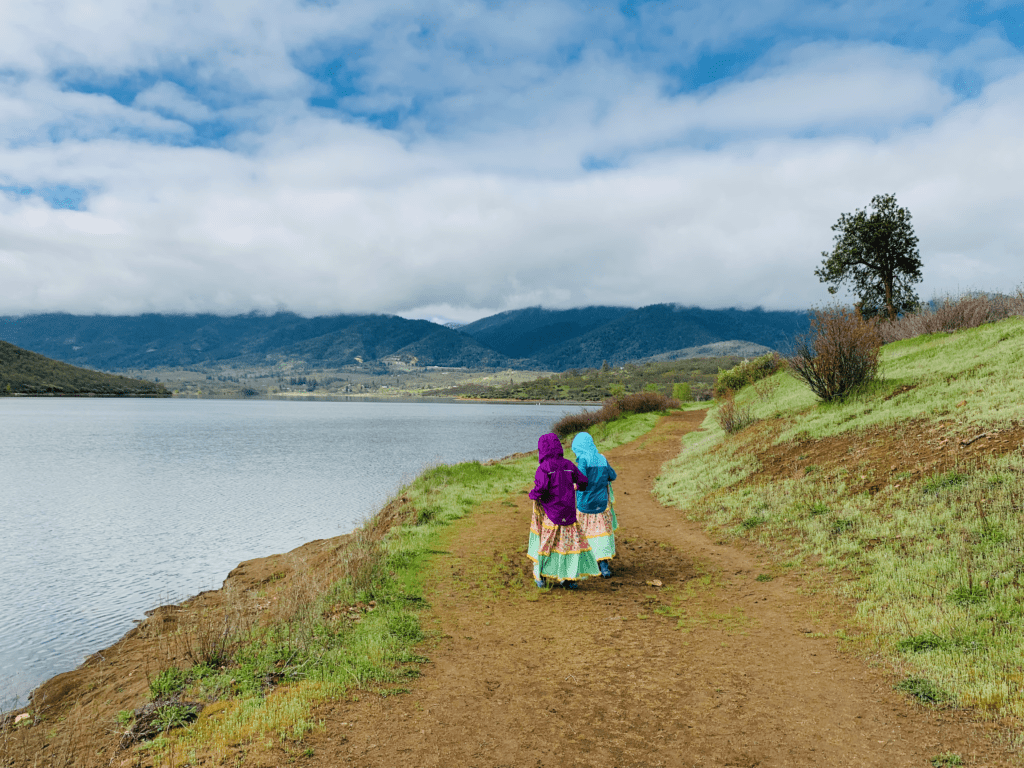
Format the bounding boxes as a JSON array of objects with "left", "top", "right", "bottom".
[
  {"left": 0, "top": 1, "right": 1022, "bottom": 320},
  {"left": 134, "top": 83, "right": 214, "bottom": 123}
]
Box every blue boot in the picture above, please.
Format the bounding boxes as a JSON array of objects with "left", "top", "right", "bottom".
[
  {"left": 562, "top": 580, "right": 579, "bottom": 590},
  {"left": 535, "top": 578, "right": 547, "bottom": 588},
  {"left": 599, "top": 560, "right": 613, "bottom": 579}
]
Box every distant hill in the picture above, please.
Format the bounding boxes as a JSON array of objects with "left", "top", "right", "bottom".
[
  {"left": 0, "top": 340, "right": 169, "bottom": 396},
  {"left": 0, "top": 313, "right": 511, "bottom": 371},
  {"left": 0, "top": 305, "right": 807, "bottom": 373},
  {"left": 461, "top": 305, "right": 808, "bottom": 369},
  {"left": 460, "top": 306, "right": 635, "bottom": 359}
]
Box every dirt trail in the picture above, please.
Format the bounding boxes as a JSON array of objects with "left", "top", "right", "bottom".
[{"left": 293, "top": 411, "right": 1015, "bottom": 768}]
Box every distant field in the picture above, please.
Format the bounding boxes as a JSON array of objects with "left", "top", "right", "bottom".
[
  {"left": 120, "top": 364, "right": 555, "bottom": 400},
  {"left": 116, "top": 356, "right": 751, "bottom": 401},
  {"left": 422, "top": 357, "right": 744, "bottom": 401}
]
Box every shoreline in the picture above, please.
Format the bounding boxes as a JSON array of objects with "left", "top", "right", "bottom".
[{"left": 2, "top": 531, "right": 352, "bottom": 721}]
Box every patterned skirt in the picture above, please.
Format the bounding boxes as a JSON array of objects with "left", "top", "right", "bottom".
[
  {"left": 577, "top": 505, "right": 618, "bottom": 562},
  {"left": 527, "top": 505, "right": 601, "bottom": 582}
]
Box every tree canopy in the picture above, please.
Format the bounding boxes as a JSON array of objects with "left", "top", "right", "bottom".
[{"left": 815, "top": 193, "right": 922, "bottom": 320}]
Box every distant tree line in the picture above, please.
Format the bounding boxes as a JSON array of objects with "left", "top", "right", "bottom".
[{"left": 424, "top": 358, "right": 747, "bottom": 402}]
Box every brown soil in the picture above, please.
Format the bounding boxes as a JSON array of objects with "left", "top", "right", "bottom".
[
  {"left": 4, "top": 410, "right": 1020, "bottom": 767},
  {"left": 751, "top": 418, "right": 1024, "bottom": 495}
]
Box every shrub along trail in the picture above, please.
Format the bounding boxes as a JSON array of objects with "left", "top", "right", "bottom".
[{"left": 296, "top": 410, "right": 1014, "bottom": 768}]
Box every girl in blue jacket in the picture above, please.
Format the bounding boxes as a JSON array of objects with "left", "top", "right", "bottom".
[{"left": 571, "top": 431, "right": 618, "bottom": 578}]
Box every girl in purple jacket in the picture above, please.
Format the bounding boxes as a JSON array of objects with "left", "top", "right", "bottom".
[{"left": 527, "top": 433, "right": 601, "bottom": 589}]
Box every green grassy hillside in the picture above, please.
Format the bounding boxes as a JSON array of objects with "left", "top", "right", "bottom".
[
  {"left": 0, "top": 340, "right": 169, "bottom": 396},
  {"left": 655, "top": 316, "right": 1024, "bottom": 721}
]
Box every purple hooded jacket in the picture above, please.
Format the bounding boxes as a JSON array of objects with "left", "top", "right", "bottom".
[{"left": 529, "top": 433, "right": 588, "bottom": 526}]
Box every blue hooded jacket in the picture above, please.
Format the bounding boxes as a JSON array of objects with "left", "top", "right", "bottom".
[{"left": 571, "top": 432, "right": 617, "bottom": 514}]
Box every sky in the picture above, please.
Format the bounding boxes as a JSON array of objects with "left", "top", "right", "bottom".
[{"left": 1, "top": 0, "right": 1022, "bottom": 324}]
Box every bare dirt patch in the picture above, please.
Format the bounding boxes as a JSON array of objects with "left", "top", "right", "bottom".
[{"left": 750, "top": 419, "right": 1024, "bottom": 495}]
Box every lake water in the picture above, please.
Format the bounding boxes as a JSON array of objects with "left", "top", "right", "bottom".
[{"left": 0, "top": 397, "right": 589, "bottom": 711}]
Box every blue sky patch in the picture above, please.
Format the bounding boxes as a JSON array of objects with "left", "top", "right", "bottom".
[
  {"left": 1, "top": 184, "right": 89, "bottom": 210},
  {"left": 966, "top": 3, "right": 1024, "bottom": 48}
]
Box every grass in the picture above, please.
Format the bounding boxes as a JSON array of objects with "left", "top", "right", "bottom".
[
  {"left": 655, "top": 316, "right": 1024, "bottom": 721},
  {"left": 126, "top": 411, "right": 657, "bottom": 763}
]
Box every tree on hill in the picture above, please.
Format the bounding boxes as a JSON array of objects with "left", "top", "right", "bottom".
[{"left": 815, "top": 193, "right": 922, "bottom": 320}]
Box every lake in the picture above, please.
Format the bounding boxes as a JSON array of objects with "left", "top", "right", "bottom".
[{"left": 0, "top": 397, "right": 589, "bottom": 711}]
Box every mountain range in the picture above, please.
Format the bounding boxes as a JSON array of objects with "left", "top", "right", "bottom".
[{"left": 0, "top": 305, "right": 808, "bottom": 373}]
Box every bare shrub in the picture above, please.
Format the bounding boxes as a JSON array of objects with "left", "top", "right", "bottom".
[
  {"left": 789, "top": 306, "right": 882, "bottom": 402},
  {"left": 616, "top": 391, "right": 680, "bottom": 413},
  {"left": 179, "top": 607, "right": 248, "bottom": 668},
  {"left": 877, "top": 289, "right": 1024, "bottom": 343},
  {"left": 552, "top": 409, "right": 603, "bottom": 439},
  {"left": 595, "top": 398, "right": 622, "bottom": 422},
  {"left": 552, "top": 391, "right": 679, "bottom": 438},
  {"left": 715, "top": 390, "right": 755, "bottom": 434}
]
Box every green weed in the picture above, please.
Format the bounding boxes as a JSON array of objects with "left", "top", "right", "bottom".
[
  {"left": 922, "top": 471, "right": 969, "bottom": 494},
  {"left": 830, "top": 518, "right": 855, "bottom": 535},
  {"left": 149, "top": 667, "right": 189, "bottom": 700},
  {"left": 896, "top": 633, "right": 949, "bottom": 653},
  {"left": 948, "top": 584, "right": 987, "bottom": 606},
  {"left": 896, "top": 677, "right": 949, "bottom": 704},
  {"left": 806, "top": 500, "right": 829, "bottom": 516},
  {"left": 151, "top": 704, "right": 197, "bottom": 733}
]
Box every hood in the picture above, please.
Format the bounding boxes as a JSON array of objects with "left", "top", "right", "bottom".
[
  {"left": 537, "top": 433, "right": 564, "bottom": 463},
  {"left": 571, "top": 432, "right": 599, "bottom": 465}
]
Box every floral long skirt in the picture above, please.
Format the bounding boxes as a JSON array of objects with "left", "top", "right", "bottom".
[
  {"left": 527, "top": 504, "right": 601, "bottom": 583},
  {"left": 576, "top": 505, "right": 618, "bottom": 562}
]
